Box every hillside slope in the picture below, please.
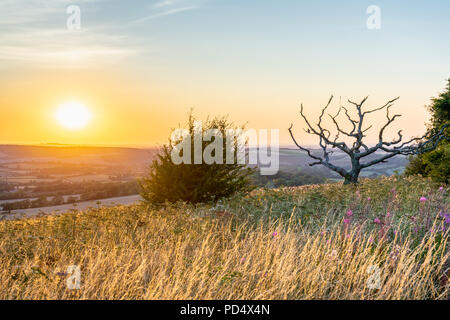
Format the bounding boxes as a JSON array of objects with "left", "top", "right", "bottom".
[{"left": 0, "top": 176, "right": 448, "bottom": 299}]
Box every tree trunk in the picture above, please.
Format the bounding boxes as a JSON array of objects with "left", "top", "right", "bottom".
[
  {"left": 343, "top": 175, "right": 358, "bottom": 185},
  {"left": 343, "top": 167, "right": 360, "bottom": 185}
]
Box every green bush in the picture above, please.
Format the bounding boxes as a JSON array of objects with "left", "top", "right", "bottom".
[
  {"left": 406, "top": 78, "right": 450, "bottom": 183},
  {"left": 140, "top": 113, "right": 254, "bottom": 205},
  {"left": 406, "top": 143, "right": 449, "bottom": 183}
]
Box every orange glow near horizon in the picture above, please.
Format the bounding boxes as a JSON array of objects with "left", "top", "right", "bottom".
[{"left": 0, "top": 68, "right": 439, "bottom": 148}]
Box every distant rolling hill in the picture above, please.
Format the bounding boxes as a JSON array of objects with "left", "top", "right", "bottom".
[
  {"left": 251, "top": 147, "right": 409, "bottom": 179},
  {"left": 0, "top": 145, "right": 409, "bottom": 179},
  {"left": 0, "top": 145, "right": 158, "bottom": 166}
]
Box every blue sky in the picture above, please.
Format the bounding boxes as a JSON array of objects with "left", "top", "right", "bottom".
[{"left": 2, "top": 0, "right": 449, "bottom": 74}]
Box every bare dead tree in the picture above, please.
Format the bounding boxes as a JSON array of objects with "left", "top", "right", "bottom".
[{"left": 289, "top": 96, "right": 449, "bottom": 184}]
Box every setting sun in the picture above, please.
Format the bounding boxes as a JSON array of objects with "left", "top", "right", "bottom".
[{"left": 55, "top": 102, "right": 92, "bottom": 130}]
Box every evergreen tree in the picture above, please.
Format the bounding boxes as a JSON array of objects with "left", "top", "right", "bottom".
[{"left": 140, "top": 113, "right": 254, "bottom": 205}]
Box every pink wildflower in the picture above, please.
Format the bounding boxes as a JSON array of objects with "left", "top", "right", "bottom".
[
  {"left": 272, "top": 231, "right": 278, "bottom": 238},
  {"left": 419, "top": 196, "right": 427, "bottom": 202},
  {"left": 346, "top": 210, "right": 353, "bottom": 217},
  {"left": 374, "top": 218, "right": 381, "bottom": 224},
  {"left": 343, "top": 218, "right": 350, "bottom": 224}
]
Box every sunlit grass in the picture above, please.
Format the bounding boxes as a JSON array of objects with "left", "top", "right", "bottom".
[{"left": 0, "top": 176, "right": 448, "bottom": 299}]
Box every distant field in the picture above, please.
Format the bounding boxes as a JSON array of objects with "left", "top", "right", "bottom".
[
  {"left": 0, "top": 145, "right": 156, "bottom": 165},
  {"left": 0, "top": 145, "right": 408, "bottom": 182},
  {"left": 2, "top": 163, "right": 56, "bottom": 169},
  {"left": 5, "top": 177, "right": 55, "bottom": 183},
  {"left": 64, "top": 174, "right": 111, "bottom": 182},
  {"left": 0, "top": 145, "right": 155, "bottom": 192},
  {"left": 1, "top": 194, "right": 142, "bottom": 220}
]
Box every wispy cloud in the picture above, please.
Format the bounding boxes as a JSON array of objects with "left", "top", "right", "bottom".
[
  {"left": 154, "top": 0, "right": 175, "bottom": 8},
  {"left": 0, "top": 0, "right": 102, "bottom": 25},
  {"left": 0, "top": 0, "right": 209, "bottom": 67},
  {"left": 132, "top": 6, "right": 197, "bottom": 24},
  {"left": 0, "top": 29, "right": 142, "bottom": 67},
  {"left": 132, "top": 0, "right": 206, "bottom": 24},
  {"left": 0, "top": 0, "right": 143, "bottom": 67}
]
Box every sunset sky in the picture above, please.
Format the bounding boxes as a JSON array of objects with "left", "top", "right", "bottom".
[{"left": 1, "top": 0, "right": 449, "bottom": 147}]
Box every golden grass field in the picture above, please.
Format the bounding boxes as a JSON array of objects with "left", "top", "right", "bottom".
[{"left": 0, "top": 176, "right": 448, "bottom": 299}]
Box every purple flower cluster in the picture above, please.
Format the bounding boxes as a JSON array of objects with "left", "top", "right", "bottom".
[
  {"left": 342, "top": 209, "right": 353, "bottom": 226},
  {"left": 440, "top": 211, "right": 450, "bottom": 230}
]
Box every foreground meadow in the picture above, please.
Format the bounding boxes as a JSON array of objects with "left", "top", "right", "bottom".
[{"left": 0, "top": 176, "right": 448, "bottom": 299}]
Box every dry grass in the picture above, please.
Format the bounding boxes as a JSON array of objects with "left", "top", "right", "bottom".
[{"left": 0, "top": 176, "right": 448, "bottom": 299}]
